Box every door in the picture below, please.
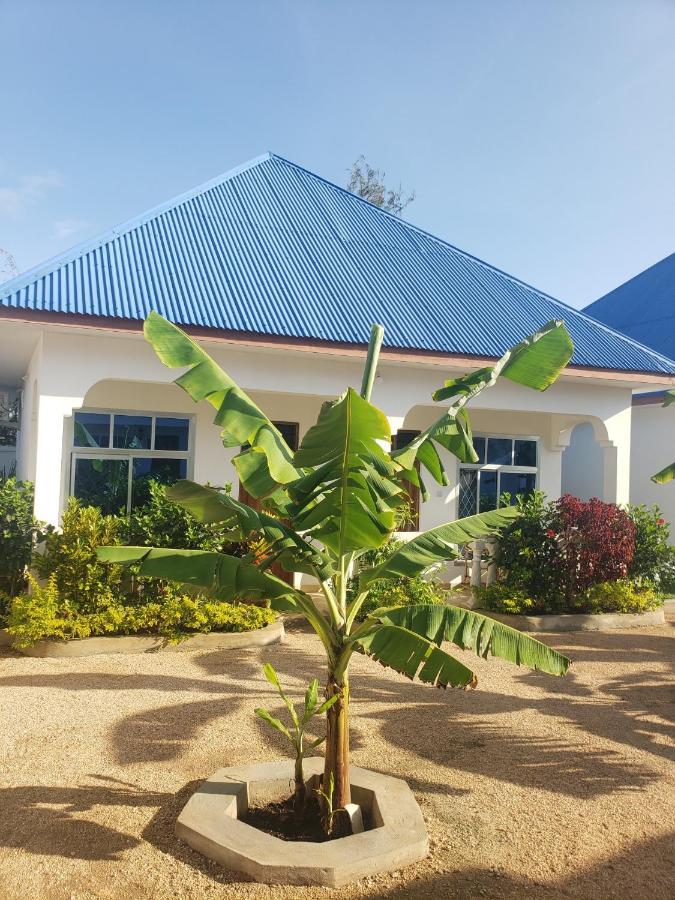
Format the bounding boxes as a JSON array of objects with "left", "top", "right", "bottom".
[
  {"left": 238, "top": 421, "right": 300, "bottom": 585},
  {"left": 391, "top": 429, "right": 421, "bottom": 532}
]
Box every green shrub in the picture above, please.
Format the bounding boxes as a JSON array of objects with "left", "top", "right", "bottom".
[
  {"left": 493, "top": 492, "right": 662, "bottom": 613},
  {"left": 32, "top": 498, "right": 125, "bottom": 612},
  {"left": 123, "top": 479, "right": 245, "bottom": 554},
  {"left": 495, "top": 491, "right": 566, "bottom": 608},
  {"left": 474, "top": 583, "right": 541, "bottom": 616},
  {"left": 656, "top": 546, "right": 675, "bottom": 596},
  {"left": 7, "top": 576, "right": 275, "bottom": 647},
  {"left": 0, "top": 477, "right": 48, "bottom": 601},
  {"left": 476, "top": 580, "right": 659, "bottom": 616},
  {"left": 571, "top": 580, "right": 660, "bottom": 615},
  {"left": 356, "top": 574, "right": 447, "bottom": 621},
  {"left": 352, "top": 538, "right": 447, "bottom": 622},
  {"left": 627, "top": 504, "right": 670, "bottom": 585}
]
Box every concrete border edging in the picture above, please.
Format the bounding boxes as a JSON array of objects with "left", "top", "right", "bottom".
[
  {"left": 175, "top": 758, "right": 429, "bottom": 887},
  {"left": 10, "top": 619, "right": 284, "bottom": 657},
  {"left": 480, "top": 607, "right": 665, "bottom": 632}
]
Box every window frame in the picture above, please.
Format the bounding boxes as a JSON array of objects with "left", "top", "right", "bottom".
[
  {"left": 458, "top": 433, "right": 539, "bottom": 517},
  {"left": 69, "top": 408, "right": 194, "bottom": 513}
]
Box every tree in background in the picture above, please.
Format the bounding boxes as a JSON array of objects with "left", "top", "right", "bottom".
[{"left": 347, "top": 155, "right": 415, "bottom": 215}]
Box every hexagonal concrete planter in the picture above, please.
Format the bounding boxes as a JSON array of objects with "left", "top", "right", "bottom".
[{"left": 175, "top": 758, "right": 428, "bottom": 887}]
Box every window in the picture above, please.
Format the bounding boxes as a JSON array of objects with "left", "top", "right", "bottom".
[
  {"left": 70, "top": 410, "right": 192, "bottom": 514},
  {"left": 458, "top": 435, "right": 537, "bottom": 517}
]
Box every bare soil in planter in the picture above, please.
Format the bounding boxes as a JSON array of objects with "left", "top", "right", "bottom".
[{"left": 242, "top": 793, "right": 373, "bottom": 842}]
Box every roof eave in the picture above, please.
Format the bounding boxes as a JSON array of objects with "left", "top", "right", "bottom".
[{"left": 2, "top": 307, "right": 675, "bottom": 387}]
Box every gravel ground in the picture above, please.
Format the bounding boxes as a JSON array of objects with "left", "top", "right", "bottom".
[{"left": 0, "top": 611, "right": 673, "bottom": 900}]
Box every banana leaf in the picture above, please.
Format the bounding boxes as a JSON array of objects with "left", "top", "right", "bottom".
[
  {"left": 366, "top": 604, "right": 570, "bottom": 676},
  {"left": 144, "top": 311, "right": 300, "bottom": 498},
  {"left": 359, "top": 506, "right": 519, "bottom": 585}
]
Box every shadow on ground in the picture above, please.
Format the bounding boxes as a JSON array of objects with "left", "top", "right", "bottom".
[
  {"left": 370, "top": 831, "right": 675, "bottom": 900},
  {"left": 0, "top": 776, "right": 168, "bottom": 861}
]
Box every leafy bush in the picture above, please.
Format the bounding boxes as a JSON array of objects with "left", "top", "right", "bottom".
[
  {"left": 627, "top": 504, "right": 670, "bottom": 585},
  {"left": 474, "top": 583, "right": 540, "bottom": 616},
  {"left": 356, "top": 573, "right": 447, "bottom": 621},
  {"left": 352, "top": 539, "right": 447, "bottom": 621},
  {"left": 656, "top": 546, "right": 675, "bottom": 596},
  {"left": 555, "top": 495, "right": 636, "bottom": 599},
  {"left": 495, "top": 492, "right": 566, "bottom": 609},
  {"left": 498, "top": 492, "right": 636, "bottom": 612},
  {"left": 495, "top": 493, "right": 640, "bottom": 614},
  {"left": 7, "top": 575, "right": 275, "bottom": 647},
  {"left": 571, "top": 580, "right": 660, "bottom": 615},
  {"left": 123, "top": 479, "right": 245, "bottom": 554},
  {"left": 476, "top": 579, "right": 658, "bottom": 616},
  {"left": 0, "top": 477, "right": 48, "bottom": 601},
  {"left": 32, "top": 498, "right": 125, "bottom": 612}
]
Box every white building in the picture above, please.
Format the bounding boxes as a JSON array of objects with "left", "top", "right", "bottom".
[
  {"left": 585, "top": 252, "right": 675, "bottom": 528},
  {"left": 1, "top": 154, "right": 674, "bottom": 529}
]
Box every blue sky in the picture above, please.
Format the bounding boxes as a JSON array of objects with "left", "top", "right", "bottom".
[{"left": 2, "top": 0, "right": 674, "bottom": 308}]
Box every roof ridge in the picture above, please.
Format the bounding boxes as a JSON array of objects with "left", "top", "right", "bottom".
[
  {"left": 3, "top": 151, "right": 675, "bottom": 373},
  {"left": 0, "top": 152, "right": 275, "bottom": 300},
  {"left": 269, "top": 154, "right": 675, "bottom": 370}
]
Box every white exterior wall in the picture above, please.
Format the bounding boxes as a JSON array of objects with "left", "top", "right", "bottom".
[
  {"left": 4, "top": 322, "right": 639, "bottom": 526},
  {"left": 630, "top": 402, "right": 675, "bottom": 532},
  {"left": 561, "top": 423, "right": 604, "bottom": 500}
]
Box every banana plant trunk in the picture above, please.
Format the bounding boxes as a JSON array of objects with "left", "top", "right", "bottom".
[
  {"left": 294, "top": 752, "right": 307, "bottom": 821},
  {"left": 323, "top": 672, "right": 352, "bottom": 837}
]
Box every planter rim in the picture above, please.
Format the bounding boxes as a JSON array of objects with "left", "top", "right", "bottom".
[
  {"left": 175, "top": 758, "right": 428, "bottom": 887},
  {"left": 5, "top": 619, "right": 284, "bottom": 657},
  {"left": 479, "top": 607, "right": 665, "bottom": 632}
]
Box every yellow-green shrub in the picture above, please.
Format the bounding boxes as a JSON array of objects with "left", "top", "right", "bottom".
[
  {"left": 7, "top": 576, "right": 276, "bottom": 647},
  {"left": 474, "top": 583, "right": 540, "bottom": 615},
  {"left": 571, "top": 580, "right": 660, "bottom": 614}
]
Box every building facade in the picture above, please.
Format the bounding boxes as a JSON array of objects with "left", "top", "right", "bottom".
[{"left": 2, "top": 154, "right": 674, "bottom": 530}]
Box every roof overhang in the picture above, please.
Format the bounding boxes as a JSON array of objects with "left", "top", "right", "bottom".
[{"left": 2, "top": 307, "right": 675, "bottom": 391}]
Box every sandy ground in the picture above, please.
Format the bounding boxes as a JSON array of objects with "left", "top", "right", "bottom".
[{"left": 0, "top": 611, "right": 673, "bottom": 900}]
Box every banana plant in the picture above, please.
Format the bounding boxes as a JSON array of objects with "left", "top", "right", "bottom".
[
  {"left": 99, "top": 311, "right": 573, "bottom": 837},
  {"left": 651, "top": 391, "right": 675, "bottom": 484},
  {"left": 255, "top": 663, "right": 338, "bottom": 817}
]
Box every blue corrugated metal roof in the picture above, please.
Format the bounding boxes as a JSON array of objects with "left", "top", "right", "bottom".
[
  {"left": 2, "top": 152, "right": 675, "bottom": 375},
  {"left": 585, "top": 252, "right": 675, "bottom": 359}
]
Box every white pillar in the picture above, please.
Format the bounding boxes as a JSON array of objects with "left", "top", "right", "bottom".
[
  {"left": 601, "top": 407, "right": 632, "bottom": 506},
  {"left": 33, "top": 394, "right": 84, "bottom": 525},
  {"left": 471, "top": 540, "right": 485, "bottom": 588}
]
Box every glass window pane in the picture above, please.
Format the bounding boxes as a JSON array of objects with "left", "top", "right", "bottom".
[
  {"left": 393, "top": 429, "right": 420, "bottom": 451},
  {"left": 458, "top": 469, "right": 478, "bottom": 518},
  {"left": 274, "top": 421, "right": 299, "bottom": 452},
  {"left": 487, "top": 437, "right": 512, "bottom": 465},
  {"left": 113, "top": 415, "right": 152, "bottom": 449},
  {"left": 74, "top": 412, "right": 110, "bottom": 448},
  {"left": 514, "top": 439, "right": 537, "bottom": 467},
  {"left": 473, "top": 436, "right": 486, "bottom": 464},
  {"left": 500, "top": 471, "right": 536, "bottom": 503},
  {"left": 131, "top": 457, "right": 188, "bottom": 507},
  {"left": 479, "top": 470, "right": 498, "bottom": 511},
  {"left": 73, "top": 458, "right": 129, "bottom": 514},
  {"left": 154, "top": 417, "right": 189, "bottom": 451}
]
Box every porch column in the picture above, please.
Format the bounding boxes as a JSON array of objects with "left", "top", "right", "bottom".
[
  {"left": 601, "top": 407, "right": 631, "bottom": 506},
  {"left": 33, "top": 393, "right": 84, "bottom": 525}
]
